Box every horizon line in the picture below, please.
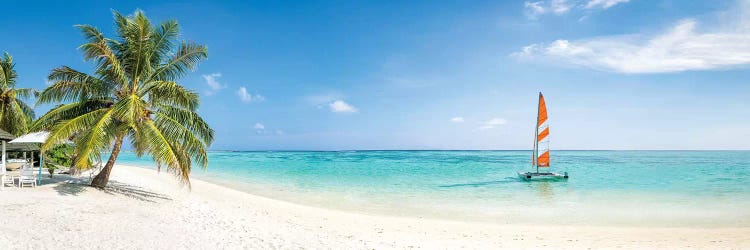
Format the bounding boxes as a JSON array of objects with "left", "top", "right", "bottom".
[{"left": 122, "top": 149, "right": 750, "bottom": 152}]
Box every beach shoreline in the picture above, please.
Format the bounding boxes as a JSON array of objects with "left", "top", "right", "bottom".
[
  {"left": 1, "top": 164, "right": 748, "bottom": 249},
  {"left": 118, "top": 150, "right": 750, "bottom": 229}
]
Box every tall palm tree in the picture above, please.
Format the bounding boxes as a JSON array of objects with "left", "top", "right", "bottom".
[
  {"left": 0, "top": 52, "right": 36, "bottom": 136},
  {"left": 34, "top": 10, "right": 214, "bottom": 188}
]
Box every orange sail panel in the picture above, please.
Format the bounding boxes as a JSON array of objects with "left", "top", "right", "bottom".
[
  {"left": 537, "top": 151, "right": 550, "bottom": 167},
  {"left": 536, "top": 93, "right": 550, "bottom": 167},
  {"left": 537, "top": 94, "right": 548, "bottom": 127},
  {"left": 537, "top": 127, "right": 549, "bottom": 142}
]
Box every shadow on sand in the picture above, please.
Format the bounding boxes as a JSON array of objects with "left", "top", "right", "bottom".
[
  {"left": 28, "top": 174, "right": 172, "bottom": 203},
  {"left": 37, "top": 175, "right": 91, "bottom": 196},
  {"left": 101, "top": 180, "right": 173, "bottom": 203}
]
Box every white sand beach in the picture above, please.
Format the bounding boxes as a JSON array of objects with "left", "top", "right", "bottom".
[{"left": 1, "top": 165, "right": 748, "bottom": 249}]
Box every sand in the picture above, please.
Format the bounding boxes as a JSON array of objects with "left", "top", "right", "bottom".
[{"left": 1, "top": 164, "right": 748, "bottom": 249}]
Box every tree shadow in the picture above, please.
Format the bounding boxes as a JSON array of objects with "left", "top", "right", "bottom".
[
  {"left": 101, "top": 180, "right": 173, "bottom": 203},
  {"left": 53, "top": 181, "right": 89, "bottom": 196},
  {"left": 34, "top": 175, "right": 91, "bottom": 196}
]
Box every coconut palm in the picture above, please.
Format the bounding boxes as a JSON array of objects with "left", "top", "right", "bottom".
[
  {"left": 34, "top": 10, "right": 214, "bottom": 188},
  {"left": 0, "top": 52, "right": 36, "bottom": 136}
]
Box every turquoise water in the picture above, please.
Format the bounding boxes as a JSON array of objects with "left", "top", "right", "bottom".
[{"left": 117, "top": 150, "right": 750, "bottom": 227}]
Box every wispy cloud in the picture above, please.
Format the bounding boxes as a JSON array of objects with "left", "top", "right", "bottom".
[
  {"left": 479, "top": 118, "right": 508, "bottom": 130},
  {"left": 450, "top": 117, "right": 465, "bottom": 123},
  {"left": 584, "top": 0, "right": 629, "bottom": 9},
  {"left": 237, "top": 86, "right": 265, "bottom": 103},
  {"left": 252, "top": 123, "right": 285, "bottom": 136},
  {"left": 524, "top": 0, "right": 628, "bottom": 19},
  {"left": 524, "top": 0, "right": 571, "bottom": 18},
  {"left": 201, "top": 73, "right": 226, "bottom": 96},
  {"left": 305, "top": 92, "right": 345, "bottom": 108},
  {"left": 329, "top": 100, "right": 358, "bottom": 113},
  {"left": 512, "top": 13, "right": 750, "bottom": 73}
]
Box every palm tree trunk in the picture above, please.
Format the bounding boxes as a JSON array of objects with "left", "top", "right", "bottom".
[
  {"left": 90, "top": 134, "right": 125, "bottom": 188},
  {"left": 68, "top": 155, "right": 80, "bottom": 176}
]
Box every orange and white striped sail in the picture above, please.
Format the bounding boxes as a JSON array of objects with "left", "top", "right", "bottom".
[{"left": 536, "top": 93, "right": 550, "bottom": 167}]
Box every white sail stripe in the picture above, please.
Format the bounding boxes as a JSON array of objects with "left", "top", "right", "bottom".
[
  {"left": 537, "top": 144, "right": 549, "bottom": 157},
  {"left": 537, "top": 121, "right": 549, "bottom": 134},
  {"left": 538, "top": 120, "right": 548, "bottom": 128}
]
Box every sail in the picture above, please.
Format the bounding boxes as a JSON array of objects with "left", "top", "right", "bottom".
[{"left": 536, "top": 93, "right": 550, "bottom": 167}]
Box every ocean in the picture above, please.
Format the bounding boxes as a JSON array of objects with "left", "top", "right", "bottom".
[{"left": 116, "top": 150, "right": 750, "bottom": 227}]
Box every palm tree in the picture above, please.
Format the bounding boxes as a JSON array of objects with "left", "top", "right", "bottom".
[
  {"left": 0, "top": 52, "right": 36, "bottom": 136},
  {"left": 34, "top": 10, "right": 214, "bottom": 188}
]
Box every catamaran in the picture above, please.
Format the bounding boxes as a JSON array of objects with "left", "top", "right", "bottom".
[{"left": 518, "top": 92, "right": 568, "bottom": 180}]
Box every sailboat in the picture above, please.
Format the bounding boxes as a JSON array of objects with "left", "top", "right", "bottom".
[{"left": 518, "top": 92, "right": 568, "bottom": 180}]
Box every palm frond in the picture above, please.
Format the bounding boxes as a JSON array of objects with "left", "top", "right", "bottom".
[
  {"left": 141, "top": 81, "right": 199, "bottom": 110},
  {"left": 44, "top": 108, "right": 111, "bottom": 152},
  {"left": 138, "top": 120, "right": 193, "bottom": 185},
  {"left": 15, "top": 98, "right": 35, "bottom": 119},
  {"left": 150, "top": 42, "right": 207, "bottom": 81},
  {"left": 32, "top": 99, "right": 112, "bottom": 130},
  {"left": 67, "top": 109, "right": 117, "bottom": 169},
  {"left": 0, "top": 52, "right": 18, "bottom": 88},
  {"left": 155, "top": 104, "right": 214, "bottom": 145},
  {"left": 39, "top": 67, "right": 110, "bottom": 104},
  {"left": 13, "top": 88, "right": 38, "bottom": 100},
  {"left": 153, "top": 111, "right": 209, "bottom": 167},
  {"left": 76, "top": 24, "right": 128, "bottom": 86},
  {"left": 111, "top": 94, "right": 146, "bottom": 127},
  {"left": 150, "top": 20, "right": 179, "bottom": 65},
  {"left": 119, "top": 10, "right": 155, "bottom": 90}
]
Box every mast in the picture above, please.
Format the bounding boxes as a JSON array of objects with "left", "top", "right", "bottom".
[{"left": 533, "top": 92, "right": 541, "bottom": 173}]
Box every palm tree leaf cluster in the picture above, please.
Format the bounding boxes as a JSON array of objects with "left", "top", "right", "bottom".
[
  {"left": 0, "top": 52, "right": 36, "bottom": 136},
  {"left": 34, "top": 10, "right": 214, "bottom": 188}
]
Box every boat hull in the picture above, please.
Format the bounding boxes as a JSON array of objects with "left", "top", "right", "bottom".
[{"left": 518, "top": 171, "right": 568, "bottom": 181}]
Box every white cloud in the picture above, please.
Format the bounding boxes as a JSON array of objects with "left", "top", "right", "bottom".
[
  {"left": 525, "top": 0, "right": 628, "bottom": 18},
  {"left": 201, "top": 73, "right": 226, "bottom": 96},
  {"left": 329, "top": 100, "right": 358, "bottom": 113},
  {"left": 305, "top": 92, "right": 345, "bottom": 109},
  {"left": 275, "top": 129, "right": 284, "bottom": 135},
  {"left": 584, "top": 0, "right": 629, "bottom": 9},
  {"left": 512, "top": 6, "right": 750, "bottom": 74},
  {"left": 479, "top": 118, "right": 508, "bottom": 130},
  {"left": 525, "top": 1, "right": 547, "bottom": 18},
  {"left": 237, "top": 87, "right": 265, "bottom": 103},
  {"left": 253, "top": 123, "right": 265, "bottom": 130},
  {"left": 451, "top": 117, "right": 465, "bottom": 123},
  {"left": 525, "top": 0, "right": 570, "bottom": 18},
  {"left": 550, "top": 0, "right": 571, "bottom": 14}
]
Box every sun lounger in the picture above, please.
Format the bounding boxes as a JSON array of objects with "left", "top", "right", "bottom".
[
  {"left": 1, "top": 164, "right": 13, "bottom": 189},
  {"left": 18, "top": 164, "right": 36, "bottom": 188}
]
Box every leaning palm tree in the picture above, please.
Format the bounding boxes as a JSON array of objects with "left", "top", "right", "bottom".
[
  {"left": 34, "top": 10, "right": 214, "bottom": 188},
  {"left": 0, "top": 52, "right": 36, "bottom": 136}
]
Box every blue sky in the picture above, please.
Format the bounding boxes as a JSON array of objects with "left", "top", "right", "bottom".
[{"left": 1, "top": 0, "right": 749, "bottom": 150}]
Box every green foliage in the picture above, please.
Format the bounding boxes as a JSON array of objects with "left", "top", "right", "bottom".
[
  {"left": 45, "top": 144, "right": 73, "bottom": 167},
  {"left": 0, "top": 52, "right": 37, "bottom": 136},
  {"left": 34, "top": 10, "right": 214, "bottom": 187},
  {"left": 45, "top": 144, "right": 74, "bottom": 177}
]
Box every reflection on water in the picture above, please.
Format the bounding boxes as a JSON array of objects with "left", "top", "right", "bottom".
[
  {"left": 532, "top": 181, "right": 555, "bottom": 198},
  {"left": 438, "top": 177, "right": 517, "bottom": 188}
]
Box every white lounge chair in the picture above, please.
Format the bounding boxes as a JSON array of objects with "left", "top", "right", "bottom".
[
  {"left": 18, "top": 164, "right": 36, "bottom": 188},
  {"left": 1, "top": 164, "right": 14, "bottom": 189}
]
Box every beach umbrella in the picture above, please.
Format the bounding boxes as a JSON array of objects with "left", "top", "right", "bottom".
[{"left": 9, "top": 131, "right": 50, "bottom": 185}]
